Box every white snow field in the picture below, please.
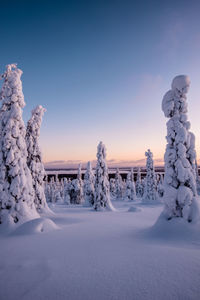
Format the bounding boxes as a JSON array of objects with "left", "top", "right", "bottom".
[{"left": 0, "top": 201, "right": 200, "bottom": 300}]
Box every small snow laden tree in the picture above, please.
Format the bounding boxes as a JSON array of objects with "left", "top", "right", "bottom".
[
  {"left": 44, "top": 178, "right": 51, "bottom": 203},
  {"left": 130, "top": 168, "right": 136, "bottom": 196},
  {"left": 143, "top": 149, "right": 157, "bottom": 202},
  {"left": 135, "top": 167, "right": 144, "bottom": 198},
  {"left": 49, "top": 176, "right": 57, "bottom": 203},
  {"left": 157, "top": 174, "right": 164, "bottom": 198},
  {"left": 94, "top": 142, "right": 115, "bottom": 211},
  {"left": 26, "top": 105, "right": 51, "bottom": 213},
  {"left": 60, "top": 178, "right": 64, "bottom": 199},
  {"left": 195, "top": 160, "right": 200, "bottom": 195},
  {"left": 63, "top": 178, "right": 70, "bottom": 204},
  {"left": 115, "top": 168, "right": 123, "bottom": 200},
  {"left": 0, "top": 64, "right": 39, "bottom": 225},
  {"left": 110, "top": 178, "right": 116, "bottom": 198},
  {"left": 77, "top": 164, "right": 84, "bottom": 204},
  {"left": 83, "top": 161, "right": 95, "bottom": 206},
  {"left": 162, "top": 75, "right": 198, "bottom": 222},
  {"left": 125, "top": 171, "right": 136, "bottom": 201},
  {"left": 69, "top": 179, "right": 82, "bottom": 204}
]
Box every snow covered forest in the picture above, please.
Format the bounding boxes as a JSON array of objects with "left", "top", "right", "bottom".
[{"left": 0, "top": 64, "right": 200, "bottom": 300}]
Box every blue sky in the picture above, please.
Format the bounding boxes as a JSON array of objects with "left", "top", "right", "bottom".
[{"left": 0, "top": 0, "right": 200, "bottom": 167}]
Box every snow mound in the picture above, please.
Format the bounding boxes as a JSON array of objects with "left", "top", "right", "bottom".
[
  {"left": 12, "top": 218, "right": 60, "bottom": 236},
  {"left": 146, "top": 211, "right": 200, "bottom": 243},
  {"left": 128, "top": 206, "right": 141, "bottom": 212}
]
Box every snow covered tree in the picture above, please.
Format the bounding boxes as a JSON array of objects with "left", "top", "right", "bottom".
[
  {"left": 162, "top": 75, "right": 198, "bottom": 221},
  {"left": 60, "top": 178, "right": 64, "bottom": 200},
  {"left": 77, "top": 164, "right": 84, "bottom": 204},
  {"left": 26, "top": 105, "right": 51, "bottom": 213},
  {"left": 125, "top": 171, "right": 136, "bottom": 201},
  {"left": 69, "top": 179, "right": 82, "bottom": 204},
  {"left": 195, "top": 160, "right": 200, "bottom": 195},
  {"left": 115, "top": 168, "right": 123, "bottom": 200},
  {"left": 135, "top": 167, "right": 144, "bottom": 198},
  {"left": 142, "top": 149, "right": 157, "bottom": 202},
  {"left": 68, "top": 165, "right": 84, "bottom": 205},
  {"left": 83, "top": 161, "right": 95, "bottom": 206},
  {"left": 47, "top": 177, "right": 57, "bottom": 203},
  {"left": 63, "top": 178, "right": 70, "bottom": 204},
  {"left": 0, "top": 64, "right": 39, "bottom": 225},
  {"left": 157, "top": 174, "right": 164, "bottom": 198},
  {"left": 110, "top": 178, "right": 116, "bottom": 198},
  {"left": 44, "top": 179, "right": 51, "bottom": 203},
  {"left": 94, "top": 142, "right": 114, "bottom": 211}
]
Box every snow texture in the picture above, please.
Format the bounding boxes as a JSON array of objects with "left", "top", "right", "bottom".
[
  {"left": 0, "top": 64, "right": 39, "bottom": 225},
  {"left": 94, "top": 142, "right": 115, "bottom": 211},
  {"left": 162, "top": 75, "right": 199, "bottom": 222}
]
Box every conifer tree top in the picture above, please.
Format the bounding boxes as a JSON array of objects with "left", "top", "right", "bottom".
[
  {"left": 171, "top": 75, "right": 190, "bottom": 94},
  {"left": 0, "top": 64, "right": 25, "bottom": 107}
]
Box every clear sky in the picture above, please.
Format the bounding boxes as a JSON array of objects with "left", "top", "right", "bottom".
[{"left": 0, "top": 0, "right": 200, "bottom": 168}]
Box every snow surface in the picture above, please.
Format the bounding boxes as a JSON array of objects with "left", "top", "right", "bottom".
[{"left": 1, "top": 201, "right": 200, "bottom": 300}]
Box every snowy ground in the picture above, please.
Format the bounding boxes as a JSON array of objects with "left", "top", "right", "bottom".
[{"left": 0, "top": 201, "right": 200, "bottom": 300}]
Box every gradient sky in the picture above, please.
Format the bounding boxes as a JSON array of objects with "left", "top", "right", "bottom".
[{"left": 0, "top": 0, "right": 200, "bottom": 168}]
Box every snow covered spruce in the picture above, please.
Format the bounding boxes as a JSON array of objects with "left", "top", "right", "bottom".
[
  {"left": 157, "top": 174, "right": 164, "bottom": 198},
  {"left": 135, "top": 167, "right": 144, "bottom": 198},
  {"left": 0, "top": 64, "right": 39, "bottom": 225},
  {"left": 115, "top": 168, "right": 123, "bottom": 200},
  {"left": 162, "top": 75, "right": 199, "bottom": 222},
  {"left": 68, "top": 165, "right": 84, "bottom": 205},
  {"left": 26, "top": 105, "right": 51, "bottom": 214},
  {"left": 83, "top": 161, "right": 95, "bottom": 206},
  {"left": 94, "top": 142, "right": 115, "bottom": 211},
  {"left": 142, "top": 149, "right": 157, "bottom": 202},
  {"left": 125, "top": 168, "right": 136, "bottom": 201},
  {"left": 63, "top": 178, "right": 71, "bottom": 204}
]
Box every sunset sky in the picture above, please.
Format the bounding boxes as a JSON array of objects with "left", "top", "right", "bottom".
[{"left": 0, "top": 0, "right": 200, "bottom": 168}]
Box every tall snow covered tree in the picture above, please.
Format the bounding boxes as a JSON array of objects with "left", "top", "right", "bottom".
[
  {"left": 135, "top": 167, "right": 144, "bottom": 198},
  {"left": 143, "top": 149, "right": 157, "bottom": 202},
  {"left": 94, "top": 142, "right": 114, "bottom": 211},
  {"left": 83, "top": 161, "right": 95, "bottom": 206},
  {"left": 0, "top": 64, "right": 39, "bottom": 225},
  {"left": 26, "top": 105, "right": 51, "bottom": 213},
  {"left": 115, "top": 168, "right": 123, "bottom": 200},
  {"left": 162, "top": 75, "right": 198, "bottom": 221}
]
